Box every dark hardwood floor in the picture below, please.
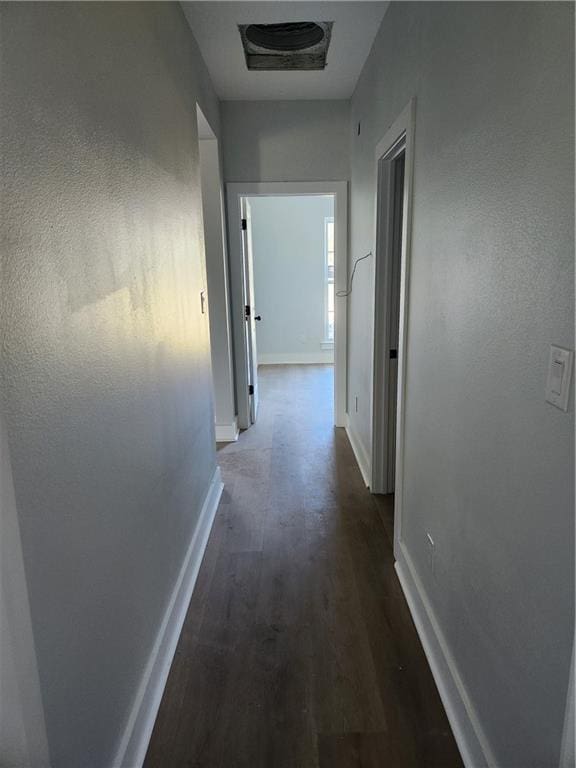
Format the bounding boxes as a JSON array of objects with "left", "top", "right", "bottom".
[{"left": 144, "top": 364, "right": 463, "bottom": 768}]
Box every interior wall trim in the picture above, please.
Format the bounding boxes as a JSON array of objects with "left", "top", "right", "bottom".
[
  {"left": 215, "top": 419, "right": 239, "bottom": 443},
  {"left": 345, "top": 413, "right": 371, "bottom": 488},
  {"left": 395, "top": 542, "right": 498, "bottom": 768}
]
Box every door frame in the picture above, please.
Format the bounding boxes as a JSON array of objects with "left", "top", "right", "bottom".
[
  {"left": 240, "top": 196, "right": 259, "bottom": 424},
  {"left": 370, "top": 99, "right": 416, "bottom": 551},
  {"left": 226, "top": 181, "right": 348, "bottom": 429},
  {"left": 370, "top": 132, "right": 406, "bottom": 495}
]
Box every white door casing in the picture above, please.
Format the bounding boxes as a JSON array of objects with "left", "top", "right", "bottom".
[
  {"left": 370, "top": 98, "right": 416, "bottom": 559},
  {"left": 226, "top": 182, "right": 348, "bottom": 430}
]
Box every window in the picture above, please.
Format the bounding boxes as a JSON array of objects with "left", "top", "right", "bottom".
[{"left": 324, "top": 217, "right": 335, "bottom": 343}]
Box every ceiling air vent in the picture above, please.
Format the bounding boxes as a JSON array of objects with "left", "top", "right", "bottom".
[{"left": 238, "top": 22, "right": 333, "bottom": 71}]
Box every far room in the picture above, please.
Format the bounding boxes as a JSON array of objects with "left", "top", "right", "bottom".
[{"left": 226, "top": 185, "right": 347, "bottom": 431}]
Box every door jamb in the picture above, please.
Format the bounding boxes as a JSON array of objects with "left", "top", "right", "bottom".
[
  {"left": 371, "top": 137, "right": 406, "bottom": 494},
  {"left": 226, "top": 181, "right": 348, "bottom": 429},
  {"left": 370, "top": 99, "right": 416, "bottom": 556}
]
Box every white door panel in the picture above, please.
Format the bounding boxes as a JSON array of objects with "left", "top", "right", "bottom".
[{"left": 241, "top": 198, "right": 259, "bottom": 423}]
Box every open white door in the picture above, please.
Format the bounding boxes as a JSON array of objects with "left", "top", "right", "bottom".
[{"left": 240, "top": 198, "right": 259, "bottom": 423}]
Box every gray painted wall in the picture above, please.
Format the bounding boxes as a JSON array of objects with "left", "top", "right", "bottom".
[
  {"left": 248, "top": 196, "right": 334, "bottom": 365},
  {"left": 0, "top": 414, "right": 50, "bottom": 768},
  {"left": 221, "top": 100, "right": 350, "bottom": 182},
  {"left": 199, "top": 139, "right": 237, "bottom": 429},
  {"left": 348, "top": 2, "right": 574, "bottom": 766},
  {"left": 1, "top": 4, "right": 219, "bottom": 766}
]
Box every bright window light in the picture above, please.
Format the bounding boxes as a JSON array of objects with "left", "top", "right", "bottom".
[{"left": 324, "top": 217, "right": 335, "bottom": 343}]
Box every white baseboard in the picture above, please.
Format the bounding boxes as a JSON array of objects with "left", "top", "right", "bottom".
[
  {"left": 215, "top": 419, "right": 239, "bottom": 443},
  {"left": 113, "top": 466, "right": 223, "bottom": 768},
  {"left": 344, "top": 414, "right": 371, "bottom": 487},
  {"left": 257, "top": 352, "right": 334, "bottom": 365},
  {"left": 560, "top": 642, "right": 575, "bottom": 768},
  {"left": 395, "top": 542, "right": 497, "bottom": 768}
]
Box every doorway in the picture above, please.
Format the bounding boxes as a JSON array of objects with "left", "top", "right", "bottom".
[
  {"left": 226, "top": 182, "right": 348, "bottom": 430},
  {"left": 196, "top": 105, "right": 237, "bottom": 443},
  {"left": 370, "top": 100, "right": 415, "bottom": 553},
  {"left": 372, "top": 144, "right": 406, "bottom": 494},
  {"left": 242, "top": 195, "right": 336, "bottom": 423}
]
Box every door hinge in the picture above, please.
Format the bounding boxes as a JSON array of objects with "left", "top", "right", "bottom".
[
  {"left": 241, "top": 218, "right": 247, "bottom": 230},
  {"left": 390, "top": 349, "right": 398, "bottom": 359},
  {"left": 248, "top": 384, "right": 254, "bottom": 395},
  {"left": 245, "top": 304, "right": 251, "bottom": 319}
]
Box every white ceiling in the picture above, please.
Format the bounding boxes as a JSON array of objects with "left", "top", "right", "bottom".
[{"left": 181, "top": 2, "right": 389, "bottom": 100}]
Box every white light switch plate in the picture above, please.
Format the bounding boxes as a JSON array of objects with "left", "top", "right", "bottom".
[{"left": 545, "top": 345, "right": 573, "bottom": 412}]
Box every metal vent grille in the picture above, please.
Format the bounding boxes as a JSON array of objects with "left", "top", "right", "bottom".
[{"left": 239, "top": 22, "right": 333, "bottom": 71}]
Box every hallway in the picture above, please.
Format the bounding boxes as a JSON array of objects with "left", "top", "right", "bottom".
[{"left": 145, "top": 365, "right": 463, "bottom": 768}]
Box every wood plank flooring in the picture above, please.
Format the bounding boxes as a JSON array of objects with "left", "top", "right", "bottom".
[{"left": 144, "top": 364, "right": 463, "bottom": 768}]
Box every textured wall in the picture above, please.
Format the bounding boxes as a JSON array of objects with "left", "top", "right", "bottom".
[
  {"left": 348, "top": 3, "right": 574, "bottom": 766},
  {"left": 249, "top": 195, "right": 335, "bottom": 364},
  {"left": 221, "top": 100, "right": 350, "bottom": 182},
  {"left": 1, "top": 3, "right": 219, "bottom": 766}
]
